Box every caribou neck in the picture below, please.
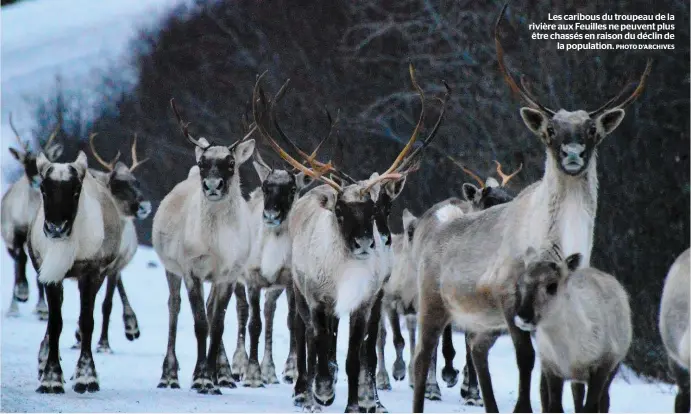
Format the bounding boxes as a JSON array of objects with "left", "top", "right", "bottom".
[{"left": 542, "top": 151, "right": 598, "bottom": 266}]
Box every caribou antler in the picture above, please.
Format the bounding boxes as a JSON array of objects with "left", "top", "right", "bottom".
[
  {"left": 494, "top": 160, "right": 523, "bottom": 186},
  {"left": 362, "top": 64, "right": 451, "bottom": 194},
  {"left": 460, "top": 165, "right": 486, "bottom": 189},
  {"left": 588, "top": 59, "right": 653, "bottom": 117},
  {"left": 495, "top": 2, "right": 555, "bottom": 116},
  {"left": 129, "top": 133, "right": 149, "bottom": 172},
  {"left": 89, "top": 133, "right": 121, "bottom": 172},
  {"left": 8, "top": 113, "right": 31, "bottom": 153},
  {"left": 43, "top": 123, "right": 61, "bottom": 150},
  {"left": 170, "top": 98, "right": 211, "bottom": 150},
  {"left": 252, "top": 71, "right": 343, "bottom": 193}
]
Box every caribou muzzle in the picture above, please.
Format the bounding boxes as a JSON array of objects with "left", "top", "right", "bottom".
[
  {"left": 560, "top": 143, "right": 586, "bottom": 174},
  {"left": 202, "top": 177, "right": 225, "bottom": 200},
  {"left": 352, "top": 236, "right": 375, "bottom": 260},
  {"left": 43, "top": 220, "right": 71, "bottom": 240},
  {"left": 136, "top": 200, "right": 152, "bottom": 220},
  {"left": 262, "top": 209, "right": 283, "bottom": 227}
]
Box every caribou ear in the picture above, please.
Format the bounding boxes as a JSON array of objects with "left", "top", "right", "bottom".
[
  {"left": 295, "top": 172, "right": 313, "bottom": 190},
  {"left": 72, "top": 151, "right": 88, "bottom": 178},
  {"left": 384, "top": 177, "right": 406, "bottom": 201},
  {"left": 252, "top": 160, "right": 271, "bottom": 182},
  {"left": 195, "top": 137, "right": 210, "bottom": 162},
  {"left": 44, "top": 143, "right": 64, "bottom": 162},
  {"left": 319, "top": 191, "right": 337, "bottom": 211},
  {"left": 564, "top": 253, "right": 582, "bottom": 272},
  {"left": 8, "top": 147, "right": 24, "bottom": 163},
  {"left": 520, "top": 107, "right": 548, "bottom": 135},
  {"left": 36, "top": 152, "right": 51, "bottom": 177},
  {"left": 462, "top": 183, "right": 480, "bottom": 202},
  {"left": 596, "top": 108, "right": 625, "bottom": 138},
  {"left": 233, "top": 139, "right": 255, "bottom": 164},
  {"left": 402, "top": 208, "right": 417, "bottom": 231},
  {"left": 187, "top": 165, "right": 200, "bottom": 178}
]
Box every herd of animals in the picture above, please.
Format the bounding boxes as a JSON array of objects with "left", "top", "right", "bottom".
[{"left": 1, "top": 4, "right": 689, "bottom": 413}]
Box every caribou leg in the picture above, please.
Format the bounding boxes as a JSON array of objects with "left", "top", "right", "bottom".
[
  {"left": 440, "top": 324, "right": 459, "bottom": 387},
  {"left": 261, "top": 287, "right": 283, "bottom": 385},
  {"left": 359, "top": 290, "right": 387, "bottom": 412},
  {"left": 670, "top": 358, "right": 690, "bottom": 413},
  {"left": 206, "top": 279, "right": 234, "bottom": 395},
  {"left": 231, "top": 282, "right": 249, "bottom": 381},
  {"left": 582, "top": 364, "right": 615, "bottom": 413},
  {"left": 461, "top": 332, "right": 483, "bottom": 406},
  {"left": 205, "top": 283, "right": 234, "bottom": 388},
  {"left": 375, "top": 312, "right": 391, "bottom": 390},
  {"left": 96, "top": 272, "right": 117, "bottom": 353},
  {"left": 244, "top": 285, "right": 264, "bottom": 388},
  {"left": 404, "top": 310, "right": 417, "bottom": 389},
  {"left": 571, "top": 382, "right": 585, "bottom": 412},
  {"left": 36, "top": 282, "right": 65, "bottom": 394},
  {"left": 158, "top": 271, "right": 182, "bottom": 388},
  {"left": 35, "top": 276, "right": 48, "bottom": 320},
  {"left": 468, "top": 331, "right": 500, "bottom": 413},
  {"left": 72, "top": 271, "right": 105, "bottom": 393},
  {"left": 116, "top": 275, "right": 140, "bottom": 341},
  {"left": 292, "top": 287, "right": 319, "bottom": 411},
  {"left": 543, "top": 370, "right": 565, "bottom": 413},
  {"left": 9, "top": 233, "right": 29, "bottom": 308},
  {"left": 344, "top": 307, "right": 368, "bottom": 412},
  {"left": 388, "top": 306, "right": 406, "bottom": 383},
  {"left": 282, "top": 283, "right": 298, "bottom": 384},
  {"left": 504, "top": 307, "right": 536, "bottom": 413},
  {"left": 184, "top": 275, "right": 215, "bottom": 394},
  {"left": 329, "top": 315, "right": 339, "bottom": 383},
  {"left": 412, "top": 297, "right": 448, "bottom": 413}
]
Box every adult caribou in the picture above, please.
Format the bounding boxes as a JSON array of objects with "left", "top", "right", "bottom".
[
  {"left": 411, "top": 3, "right": 652, "bottom": 412},
  {"left": 253, "top": 65, "right": 449, "bottom": 412}
]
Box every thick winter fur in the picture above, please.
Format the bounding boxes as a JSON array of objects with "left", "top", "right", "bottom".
[
  {"left": 512, "top": 248, "right": 631, "bottom": 413},
  {"left": 660, "top": 248, "right": 690, "bottom": 413},
  {"left": 412, "top": 106, "right": 627, "bottom": 413},
  {"left": 153, "top": 136, "right": 255, "bottom": 394},
  {"left": 28, "top": 151, "right": 124, "bottom": 394}
]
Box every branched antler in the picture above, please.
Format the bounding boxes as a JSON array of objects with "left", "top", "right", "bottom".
[
  {"left": 494, "top": 160, "right": 522, "bottom": 186},
  {"left": 170, "top": 98, "right": 211, "bottom": 150},
  {"left": 8, "top": 113, "right": 31, "bottom": 153},
  {"left": 89, "top": 133, "right": 121, "bottom": 172},
  {"left": 129, "top": 133, "right": 149, "bottom": 172}
]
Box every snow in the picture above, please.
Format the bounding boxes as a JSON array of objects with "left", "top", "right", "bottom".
[
  {"left": 0, "top": 0, "right": 679, "bottom": 412},
  {"left": 0, "top": 246, "right": 677, "bottom": 412}
]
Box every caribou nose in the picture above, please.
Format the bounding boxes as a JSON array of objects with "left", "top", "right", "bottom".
[
  {"left": 44, "top": 221, "right": 68, "bottom": 238},
  {"left": 137, "top": 201, "right": 152, "bottom": 219},
  {"left": 354, "top": 237, "right": 375, "bottom": 250},
  {"left": 263, "top": 209, "right": 279, "bottom": 220},
  {"left": 561, "top": 143, "right": 585, "bottom": 159},
  {"left": 203, "top": 178, "right": 224, "bottom": 192}
]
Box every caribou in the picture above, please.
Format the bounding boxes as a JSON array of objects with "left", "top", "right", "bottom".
[
  {"left": 376, "top": 160, "right": 520, "bottom": 406},
  {"left": 411, "top": 4, "right": 652, "bottom": 412},
  {"left": 2, "top": 115, "right": 63, "bottom": 318},
  {"left": 512, "top": 244, "right": 632, "bottom": 413},
  {"left": 152, "top": 99, "right": 256, "bottom": 394},
  {"left": 659, "top": 248, "right": 690, "bottom": 413},
  {"left": 67, "top": 133, "right": 150, "bottom": 353},
  {"left": 252, "top": 65, "right": 449, "bottom": 412},
  {"left": 28, "top": 150, "right": 124, "bottom": 394}
]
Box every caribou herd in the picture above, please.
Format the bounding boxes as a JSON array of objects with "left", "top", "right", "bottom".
[{"left": 1, "top": 3, "right": 688, "bottom": 414}]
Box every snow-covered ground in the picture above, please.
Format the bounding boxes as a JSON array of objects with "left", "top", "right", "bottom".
[
  {"left": 0, "top": 0, "right": 680, "bottom": 412},
  {"left": 0, "top": 246, "right": 677, "bottom": 412}
]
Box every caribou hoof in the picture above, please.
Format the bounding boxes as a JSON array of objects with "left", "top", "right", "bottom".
[
  {"left": 124, "top": 313, "right": 140, "bottom": 341},
  {"left": 392, "top": 357, "right": 406, "bottom": 381},
  {"left": 282, "top": 356, "right": 297, "bottom": 384},
  {"left": 260, "top": 360, "right": 280, "bottom": 385},
  {"left": 461, "top": 384, "right": 484, "bottom": 406},
  {"left": 73, "top": 380, "right": 100, "bottom": 394},
  {"left": 216, "top": 374, "right": 237, "bottom": 388},
  {"left": 242, "top": 361, "right": 264, "bottom": 388},
  {"left": 157, "top": 378, "right": 181, "bottom": 389},
  {"left": 424, "top": 382, "right": 442, "bottom": 401},
  {"left": 96, "top": 342, "right": 113, "bottom": 354},
  {"left": 441, "top": 366, "right": 459, "bottom": 388},
  {"left": 14, "top": 281, "right": 29, "bottom": 302},
  {"left": 230, "top": 348, "right": 249, "bottom": 382},
  {"left": 376, "top": 370, "right": 392, "bottom": 391},
  {"left": 345, "top": 404, "right": 360, "bottom": 413}
]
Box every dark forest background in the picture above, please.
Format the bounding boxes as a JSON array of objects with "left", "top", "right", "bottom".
[{"left": 22, "top": 0, "right": 690, "bottom": 381}]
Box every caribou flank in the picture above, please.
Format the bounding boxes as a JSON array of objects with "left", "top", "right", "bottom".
[
  {"left": 411, "top": 4, "right": 652, "bottom": 412},
  {"left": 28, "top": 151, "right": 124, "bottom": 394},
  {"left": 659, "top": 248, "right": 690, "bottom": 413},
  {"left": 2, "top": 114, "right": 63, "bottom": 317},
  {"left": 152, "top": 99, "right": 256, "bottom": 394}
]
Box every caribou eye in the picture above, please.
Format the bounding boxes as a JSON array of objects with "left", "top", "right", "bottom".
[
  {"left": 546, "top": 126, "right": 555, "bottom": 137},
  {"left": 588, "top": 125, "right": 597, "bottom": 136},
  {"left": 546, "top": 282, "right": 558, "bottom": 295}
]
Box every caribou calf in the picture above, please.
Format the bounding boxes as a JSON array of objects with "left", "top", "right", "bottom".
[
  {"left": 512, "top": 245, "right": 632, "bottom": 413},
  {"left": 660, "top": 248, "right": 690, "bottom": 413},
  {"left": 29, "top": 151, "right": 124, "bottom": 394}
]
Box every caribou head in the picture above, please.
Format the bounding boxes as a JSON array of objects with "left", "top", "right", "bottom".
[
  {"left": 460, "top": 160, "right": 522, "bottom": 210},
  {"left": 8, "top": 114, "right": 63, "bottom": 189},
  {"left": 252, "top": 66, "right": 449, "bottom": 260},
  {"left": 36, "top": 151, "right": 89, "bottom": 240},
  {"left": 170, "top": 99, "right": 256, "bottom": 201},
  {"left": 496, "top": 3, "right": 652, "bottom": 177},
  {"left": 89, "top": 132, "right": 152, "bottom": 219},
  {"left": 511, "top": 244, "right": 582, "bottom": 332}
]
